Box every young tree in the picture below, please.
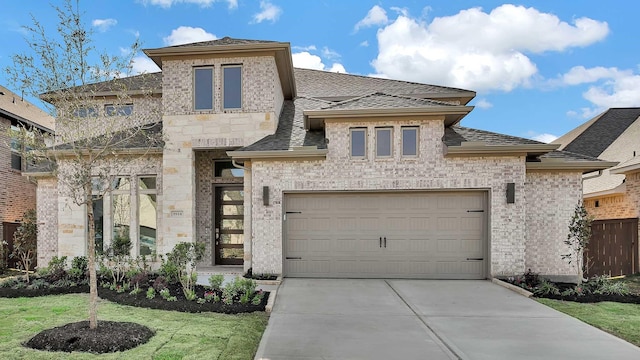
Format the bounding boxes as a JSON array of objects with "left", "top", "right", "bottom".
[
  {"left": 11, "top": 210, "right": 38, "bottom": 283},
  {"left": 6, "top": 0, "right": 162, "bottom": 329},
  {"left": 562, "top": 201, "right": 593, "bottom": 283}
]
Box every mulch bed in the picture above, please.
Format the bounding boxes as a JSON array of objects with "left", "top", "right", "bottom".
[
  {"left": 0, "top": 285, "right": 89, "bottom": 298},
  {"left": 24, "top": 320, "right": 154, "bottom": 354}
]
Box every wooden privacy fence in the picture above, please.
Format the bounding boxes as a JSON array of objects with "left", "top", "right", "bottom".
[{"left": 585, "top": 218, "right": 639, "bottom": 277}]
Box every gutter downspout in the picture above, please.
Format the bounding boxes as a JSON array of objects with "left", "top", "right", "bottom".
[{"left": 232, "top": 159, "right": 251, "bottom": 273}]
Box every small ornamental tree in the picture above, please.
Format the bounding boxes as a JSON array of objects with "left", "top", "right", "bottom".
[
  {"left": 11, "top": 209, "right": 38, "bottom": 283},
  {"left": 562, "top": 201, "right": 593, "bottom": 283}
]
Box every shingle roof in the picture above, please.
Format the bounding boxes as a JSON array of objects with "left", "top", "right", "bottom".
[
  {"left": 444, "top": 126, "right": 543, "bottom": 146},
  {"left": 54, "top": 122, "right": 164, "bottom": 151},
  {"left": 561, "top": 108, "right": 640, "bottom": 158},
  {"left": 293, "top": 68, "right": 473, "bottom": 100},
  {"left": 240, "top": 98, "right": 328, "bottom": 151},
  {"left": 321, "top": 92, "right": 457, "bottom": 111},
  {"left": 161, "top": 37, "right": 279, "bottom": 49},
  {"left": 43, "top": 72, "right": 163, "bottom": 97}
]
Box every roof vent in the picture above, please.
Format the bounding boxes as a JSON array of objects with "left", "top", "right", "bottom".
[{"left": 0, "top": 91, "right": 4, "bottom": 95}]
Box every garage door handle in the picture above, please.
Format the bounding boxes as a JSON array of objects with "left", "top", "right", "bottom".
[
  {"left": 384, "top": 237, "right": 387, "bottom": 248},
  {"left": 286, "top": 257, "right": 302, "bottom": 260},
  {"left": 466, "top": 258, "right": 484, "bottom": 261},
  {"left": 379, "top": 237, "right": 382, "bottom": 248}
]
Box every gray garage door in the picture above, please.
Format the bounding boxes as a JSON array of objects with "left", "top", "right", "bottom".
[{"left": 284, "top": 191, "right": 487, "bottom": 279}]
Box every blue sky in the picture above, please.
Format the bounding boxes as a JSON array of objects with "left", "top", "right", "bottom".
[{"left": 1, "top": 0, "right": 639, "bottom": 142}]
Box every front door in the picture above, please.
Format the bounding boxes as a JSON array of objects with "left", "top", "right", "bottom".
[{"left": 214, "top": 186, "right": 244, "bottom": 265}]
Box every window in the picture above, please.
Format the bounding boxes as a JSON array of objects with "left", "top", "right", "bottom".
[
  {"left": 105, "top": 104, "right": 133, "bottom": 116},
  {"left": 112, "top": 177, "right": 132, "bottom": 254},
  {"left": 223, "top": 65, "right": 242, "bottom": 109},
  {"left": 74, "top": 107, "right": 98, "bottom": 118},
  {"left": 375, "top": 127, "right": 392, "bottom": 158},
  {"left": 350, "top": 128, "right": 367, "bottom": 158},
  {"left": 402, "top": 127, "right": 419, "bottom": 157},
  {"left": 9, "top": 124, "right": 29, "bottom": 171},
  {"left": 194, "top": 67, "right": 214, "bottom": 110},
  {"left": 92, "top": 196, "right": 105, "bottom": 254},
  {"left": 138, "top": 177, "right": 157, "bottom": 256},
  {"left": 214, "top": 160, "right": 244, "bottom": 178}
]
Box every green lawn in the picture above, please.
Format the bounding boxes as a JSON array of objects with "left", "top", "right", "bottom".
[
  {"left": 0, "top": 294, "right": 268, "bottom": 359},
  {"left": 538, "top": 299, "right": 640, "bottom": 347}
]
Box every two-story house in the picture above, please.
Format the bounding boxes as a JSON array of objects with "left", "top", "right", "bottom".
[
  {"left": 0, "top": 85, "right": 54, "bottom": 268},
  {"left": 33, "top": 37, "right": 612, "bottom": 281}
]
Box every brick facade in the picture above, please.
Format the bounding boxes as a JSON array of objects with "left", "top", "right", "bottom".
[
  {"left": 0, "top": 117, "right": 38, "bottom": 248},
  {"left": 36, "top": 177, "right": 58, "bottom": 266},
  {"left": 246, "top": 118, "right": 581, "bottom": 277}
]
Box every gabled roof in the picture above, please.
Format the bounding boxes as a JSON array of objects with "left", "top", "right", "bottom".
[
  {"left": 0, "top": 85, "right": 55, "bottom": 132},
  {"left": 321, "top": 92, "right": 456, "bottom": 111},
  {"left": 554, "top": 108, "right": 640, "bottom": 158},
  {"left": 159, "top": 37, "right": 279, "bottom": 49},
  {"left": 41, "top": 72, "right": 163, "bottom": 100},
  {"left": 293, "top": 68, "right": 475, "bottom": 104}
]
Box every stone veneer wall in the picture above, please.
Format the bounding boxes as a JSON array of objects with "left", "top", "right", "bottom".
[
  {"left": 161, "top": 55, "right": 282, "bottom": 253},
  {"left": 524, "top": 171, "right": 583, "bottom": 278},
  {"left": 194, "top": 150, "right": 243, "bottom": 266},
  {"left": 36, "top": 177, "right": 58, "bottom": 266},
  {"left": 54, "top": 155, "right": 162, "bottom": 259},
  {"left": 249, "top": 118, "right": 532, "bottom": 276}
]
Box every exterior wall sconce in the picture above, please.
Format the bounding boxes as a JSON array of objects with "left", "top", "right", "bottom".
[
  {"left": 263, "top": 186, "right": 269, "bottom": 206},
  {"left": 506, "top": 183, "right": 515, "bottom": 204}
]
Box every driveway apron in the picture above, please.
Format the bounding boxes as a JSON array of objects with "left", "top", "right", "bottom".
[{"left": 255, "top": 279, "right": 640, "bottom": 360}]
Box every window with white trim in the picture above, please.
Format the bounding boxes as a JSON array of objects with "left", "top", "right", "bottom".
[
  {"left": 350, "top": 128, "right": 367, "bottom": 158},
  {"left": 194, "top": 67, "right": 214, "bottom": 110},
  {"left": 223, "top": 65, "right": 242, "bottom": 110},
  {"left": 138, "top": 177, "right": 157, "bottom": 256},
  {"left": 401, "top": 127, "right": 419, "bottom": 157},
  {"left": 111, "top": 177, "right": 132, "bottom": 253},
  {"left": 375, "top": 127, "right": 392, "bottom": 158}
]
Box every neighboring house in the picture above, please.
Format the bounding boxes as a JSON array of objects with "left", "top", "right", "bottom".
[
  {"left": 0, "top": 85, "right": 54, "bottom": 268},
  {"left": 32, "top": 37, "right": 612, "bottom": 281},
  {"left": 554, "top": 108, "right": 640, "bottom": 275}
]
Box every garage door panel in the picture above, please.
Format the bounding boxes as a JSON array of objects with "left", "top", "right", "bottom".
[{"left": 284, "top": 192, "right": 486, "bottom": 279}]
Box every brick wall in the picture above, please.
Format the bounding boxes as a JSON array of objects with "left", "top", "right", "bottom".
[
  {"left": 36, "top": 177, "right": 58, "bottom": 266},
  {"left": 524, "top": 171, "right": 583, "bottom": 278},
  {"left": 249, "top": 118, "right": 544, "bottom": 276},
  {"left": 0, "top": 116, "right": 37, "bottom": 234}
]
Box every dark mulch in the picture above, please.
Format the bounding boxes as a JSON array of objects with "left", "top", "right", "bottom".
[
  {"left": 25, "top": 321, "right": 154, "bottom": 354},
  {"left": 97, "top": 282, "right": 269, "bottom": 314},
  {"left": 542, "top": 293, "right": 640, "bottom": 304},
  {"left": 0, "top": 285, "right": 89, "bottom": 298}
]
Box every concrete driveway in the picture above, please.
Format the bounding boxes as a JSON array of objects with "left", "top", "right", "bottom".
[{"left": 255, "top": 279, "right": 640, "bottom": 360}]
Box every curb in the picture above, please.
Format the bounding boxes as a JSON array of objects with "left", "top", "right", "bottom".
[
  {"left": 492, "top": 278, "right": 533, "bottom": 298},
  {"left": 255, "top": 276, "right": 282, "bottom": 286},
  {"left": 265, "top": 286, "right": 279, "bottom": 313}
]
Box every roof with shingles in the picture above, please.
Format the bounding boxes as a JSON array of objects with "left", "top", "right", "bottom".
[
  {"left": 54, "top": 122, "right": 164, "bottom": 151},
  {"left": 241, "top": 98, "right": 328, "bottom": 151},
  {"left": 0, "top": 85, "right": 55, "bottom": 131},
  {"left": 159, "top": 37, "right": 279, "bottom": 49},
  {"left": 560, "top": 108, "right": 640, "bottom": 158},
  {"left": 321, "top": 92, "right": 457, "bottom": 111},
  {"left": 293, "top": 68, "right": 474, "bottom": 100},
  {"left": 443, "top": 126, "right": 543, "bottom": 146}
]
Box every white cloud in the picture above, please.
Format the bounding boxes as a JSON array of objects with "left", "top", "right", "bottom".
[
  {"left": 354, "top": 5, "right": 389, "bottom": 31},
  {"left": 360, "top": 40, "right": 369, "bottom": 47},
  {"left": 131, "top": 56, "right": 161, "bottom": 74},
  {"left": 163, "top": 26, "right": 216, "bottom": 46},
  {"left": 92, "top": 18, "right": 117, "bottom": 32},
  {"left": 371, "top": 4, "right": 609, "bottom": 92},
  {"left": 531, "top": 133, "right": 558, "bottom": 143},
  {"left": 292, "top": 45, "right": 317, "bottom": 52},
  {"left": 252, "top": 1, "right": 282, "bottom": 24},
  {"left": 142, "top": 0, "right": 236, "bottom": 9},
  {"left": 292, "top": 52, "right": 347, "bottom": 73},
  {"left": 475, "top": 98, "right": 493, "bottom": 109},
  {"left": 322, "top": 47, "right": 340, "bottom": 60},
  {"left": 561, "top": 65, "right": 640, "bottom": 117}
]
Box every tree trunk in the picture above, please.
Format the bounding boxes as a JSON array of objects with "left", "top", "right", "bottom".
[{"left": 86, "top": 182, "right": 98, "bottom": 329}]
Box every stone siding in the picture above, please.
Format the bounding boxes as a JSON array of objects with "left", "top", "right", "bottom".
[
  {"left": 524, "top": 171, "right": 583, "bottom": 277},
  {"left": 161, "top": 55, "right": 281, "bottom": 253},
  {"left": 249, "top": 118, "right": 539, "bottom": 277},
  {"left": 36, "top": 177, "right": 58, "bottom": 266}
]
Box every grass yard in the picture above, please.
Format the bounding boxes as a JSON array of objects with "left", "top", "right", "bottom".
[
  {"left": 538, "top": 299, "right": 640, "bottom": 347},
  {"left": 0, "top": 294, "right": 268, "bottom": 360}
]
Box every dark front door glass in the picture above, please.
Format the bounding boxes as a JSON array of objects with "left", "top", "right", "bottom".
[{"left": 214, "top": 186, "right": 244, "bottom": 265}]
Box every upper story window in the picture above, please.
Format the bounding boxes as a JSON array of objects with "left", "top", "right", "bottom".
[
  {"left": 194, "top": 67, "right": 214, "bottom": 111},
  {"left": 105, "top": 104, "right": 133, "bottom": 116},
  {"left": 10, "top": 125, "right": 22, "bottom": 171},
  {"left": 214, "top": 160, "right": 244, "bottom": 178},
  {"left": 74, "top": 107, "right": 98, "bottom": 118},
  {"left": 375, "top": 127, "right": 393, "bottom": 158},
  {"left": 401, "top": 127, "right": 419, "bottom": 157},
  {"left": 223, "top": 65, "right": 242, "bottom": 110},
  {"left": 350, "top": 128, "right": 367, "bottom": 159}
]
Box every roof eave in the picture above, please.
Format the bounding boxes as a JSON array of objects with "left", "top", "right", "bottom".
[
  {"left": 610, "top": 162, "right": 640, "bottom": 174},
  {"left": 445, "top": 143, "right": 560, "bottom": 157},
  {"left": 304, "top": 106, "right": 473, "bottom": 130},
  {"left": 227, "top": 148, "right": 328, "bottom": 161},
  {"left": 526, "top": 161, "right": 618, "bottom": 172},
  {"left": 50, "top": 147, "right": 164, "bottom": 157},
  {"left": 0, "top": 108, "right": 54, "bottom": 133}
]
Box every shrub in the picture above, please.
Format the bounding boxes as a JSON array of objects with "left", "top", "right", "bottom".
[
  {"left": 159, "top": 288, "right": 171, "bottom": 300},
  {"left": 208, "top": 274, "right": 224, "bottom": 291},
  {"left": 533, "top": 279, "right": 560, "bottom": 296},
  {"left": 11, "top": 210, "right": 38, "bottom": 282},
  {"left": 71, "top": 256, "right": 88, "bottom": 273},
  {"left": 153, "top": 276, "right": 168, "bottom": 292},
  {"left": 46, "top": 256, "right": 68, "bottom": 283},
  {"left": 130, "top": 272, "right": 149, "bottom": 287},
  {"left": 252, "top": 291, "right": 265, "bottom": 305},
  {"left": 146, "top": 287, "right": 156, "bottom": 299},
  {"left": 164, "top": 242, "right": 205, "bottom": 299}
]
